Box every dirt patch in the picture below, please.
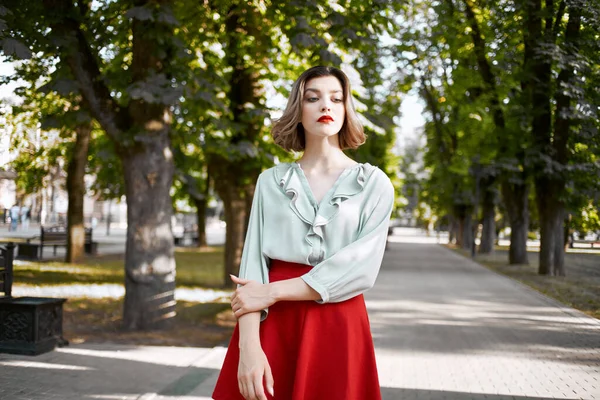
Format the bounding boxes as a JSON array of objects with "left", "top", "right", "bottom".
[{"left": 63, "top": 298, "right": 236, "bottom": 347}]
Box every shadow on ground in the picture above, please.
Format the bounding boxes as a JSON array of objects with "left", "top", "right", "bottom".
[{"left": 368, "top": 242, "right": 600, "bottom": 367}]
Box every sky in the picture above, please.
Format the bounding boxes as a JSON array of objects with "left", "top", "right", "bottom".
[{"left": 398, "top": 93, "right": 426, "bottom": 151}]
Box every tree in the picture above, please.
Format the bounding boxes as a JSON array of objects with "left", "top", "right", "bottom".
[
  {"left": 4, "top": 68, "right": 94, "bottom": 263},
  {"left": 40, "top": 0, "right": 179, "bottom": 329},
  {"left": 524, "top": 0, "right": 598, "bottom": 275},
  {"left": 189, "top": 0, "right": 404, "bottom": 286}
]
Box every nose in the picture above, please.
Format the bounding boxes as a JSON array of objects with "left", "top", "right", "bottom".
[{"left": 321, "top": 101, "right": 331, "bottom": 112}]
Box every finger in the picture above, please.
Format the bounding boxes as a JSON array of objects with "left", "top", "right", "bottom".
[
  {"left": 231, "top": 297, "right": 241, "bottom": 310},
  {"left": 239, "top": 379, "right": 246, "bottom": 399},
  {"left": 253, "top": 372, "right": 267, "bottom": 400},
  {"left": 231, "top": 275, "right": 252, "bottom": 285},
  {"left": 264, "top": 363, "right": 274, "bottom": 397},
  {"left": 232, "top": 304, "right": 243, "bottom": 315},
  {"left": 246, "top": 378, "right": 256, "bottom": 400}
]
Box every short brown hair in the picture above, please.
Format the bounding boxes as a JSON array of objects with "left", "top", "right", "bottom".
[{"left": 272, "top": 66, "right": 365, "bottom": 152}]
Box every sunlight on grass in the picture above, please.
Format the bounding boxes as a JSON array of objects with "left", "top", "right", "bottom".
[{"left": 13, "top": 246, "right": 225, "bottom": 288}]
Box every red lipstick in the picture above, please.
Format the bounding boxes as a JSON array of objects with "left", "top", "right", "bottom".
[{"left": 318, "top": 115, "right": 334, "bottom": 123}]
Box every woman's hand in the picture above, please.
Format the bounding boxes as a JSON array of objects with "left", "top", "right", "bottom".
[
  {"left": 230, "top": 275, "right": 276, "bottom": 318},
  {"left": 238, "top": 344, "right": 275, "bottom": 400}
]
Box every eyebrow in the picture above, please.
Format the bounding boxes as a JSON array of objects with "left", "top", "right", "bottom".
[{"left": 304, "top": 88, "right": 343, "bottom": 94}]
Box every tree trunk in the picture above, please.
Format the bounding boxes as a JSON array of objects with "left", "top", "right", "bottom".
[
  {"left": 501, "top": 181, "right": 529, "bottom": 264},
  {"left": 455, "top": 215, "right": 464, "bottom": 247},
  {"left": 49, "top": 169, "right": 57, "bottom": 224},
  {"left": 106, "top": 199, "right": 112, "bottom": 236},
  {"left": 548, "top": 4, "right": 581, "bottom": 278},
  {"left": 66, "top": 123, "right": 92, "bottom": 263},
  {"left": 214, "top": 179, "right": 248, "bottom": 288},
  {"left": 194, "top": 197, "right": 207, "bottom": 247},
  {"left": 244, "top": 184, "right": 256, "bottom": 234},
  {"left": 479, "top": 187, "right": 496, "bottom": 254},
  {"left": 453, "top": 204, "right": 470, "bottom": 249},
  {"left": 537, "top": 191, "right": 567, "bottom": 277},
  {"left": 207, "top": 3, "right": 266, "bottom": 286},
  {"left": 563, "top": 213, "right": 571, "bottom": 249},
  {"left": 553, "top": 206, "right": 565, "bottom": 276},
  {"left": 537, "top": 181, "right": 556, "bottom": 275},
  {"left": 462, "top": 215, "right": 473, "bottom": 251},
  {"left": 450, "top": 215, "right": 460, "bottom": 245},
  {"left": 122, "top": 140, "right": 175, "bottom": 330},
  {"left": 42, "top": 0, "right": 177, "bottom": 331}
]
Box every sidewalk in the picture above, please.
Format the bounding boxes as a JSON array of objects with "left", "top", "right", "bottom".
[
  {"left": 1, "top": 237, "right": 599, "bottom": 399},
  {"left": 0, "top": 223, "right": 226, "bottom": 259}
]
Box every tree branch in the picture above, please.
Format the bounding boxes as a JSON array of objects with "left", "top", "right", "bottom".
[
  {"left": 462, "top": 0, "right": 506, "bottom": 131},
  {"left": 41, "top": 0, "right": 128, "bottom": 142},
  {"left": 544, "top": 0, "right": 554, "bottom": 39},
  {"left": 552, "top": 0, "right": 567, "bottom": 41},
  {"left": 553, "top": 3, "right": 582, "bottom": 165}
]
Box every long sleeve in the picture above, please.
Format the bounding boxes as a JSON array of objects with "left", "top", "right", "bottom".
[
  {"left": 300, "top": 176, "right": 395, "bottom": 303},
  {"left": 238, "top": 173, "right": 269, "bottom": 287}
]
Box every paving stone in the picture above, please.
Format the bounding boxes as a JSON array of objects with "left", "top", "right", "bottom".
[{"left": 0, "top": 239, "right": 598, "bottom": 399}]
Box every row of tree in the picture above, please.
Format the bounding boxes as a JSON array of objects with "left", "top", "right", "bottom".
[
  {"left": 407, "top": 0, "right": 599, "bottom": 275},
  {"left": 1, "top": 0, "right": 404, "bottom": 330},
  {"left": 4, "top": 0, "right": 597, "bottom": 331}
]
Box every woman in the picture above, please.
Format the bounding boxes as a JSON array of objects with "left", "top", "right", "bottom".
[{"left": 212, "top": 66, "right": 394, "bottom": 400}]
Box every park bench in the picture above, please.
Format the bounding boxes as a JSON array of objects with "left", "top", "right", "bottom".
[
  {"left": 570, "top": 239, "right": 600, "bottom": 249},
  {"left": 18, "top": 225, "right": 98, "bottom": 260},
  {"left": 1, "top": 243, "right": 14, "bottom": 298},
  {"left": 174, "top": 226, "right": 199, "bottom": 246},
  {"left": 0, "top": 242, "right": 68, "bottom": 355}
]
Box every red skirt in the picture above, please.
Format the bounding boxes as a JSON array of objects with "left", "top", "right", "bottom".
[{"left": 212, "top": 259, "right": 381, "bottom": 400}]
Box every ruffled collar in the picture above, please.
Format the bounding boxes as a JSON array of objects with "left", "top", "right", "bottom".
[
  {"left": 273, "top": 161, "right": 376, "bottom": 228},
  {"left": 273, "top": 161, "right": 377, "bottom": 264}
]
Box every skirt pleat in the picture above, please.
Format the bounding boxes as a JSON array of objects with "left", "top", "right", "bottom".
[{"left": 212, "top": 259, "right": 381, "bottom": 400}]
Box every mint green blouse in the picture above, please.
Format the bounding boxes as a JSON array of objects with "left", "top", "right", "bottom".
[{"left": 238, "top": 162, "right": 395, "bottom": 318}]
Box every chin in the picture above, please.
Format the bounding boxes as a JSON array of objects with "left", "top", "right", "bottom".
[{"left": 311, "top": 126, "right": 343, "bottom": 136}]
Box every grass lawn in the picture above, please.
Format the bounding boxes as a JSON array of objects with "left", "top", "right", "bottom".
[
  {"left": 14, "top": 246, "right": 225, "bottom": 288},
  {"left": 13, "top": 246, "right": 236, "bottom": 346},
  {"left": 449, "top": 245, "right": 600, "bottom": 320}
]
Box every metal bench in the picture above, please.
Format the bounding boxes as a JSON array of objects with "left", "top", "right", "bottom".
[
  {"left": 0, "top": 242, "right": 68, "bottom": 355},
  {"left": 18, "top": 226, "right": 97, "bottom": 260},
  {"left": 174, "top": 226, "right": 199, "bottom": 246},
  {"left": 0, "top": 243, "right": 15, "bottom": 298}
]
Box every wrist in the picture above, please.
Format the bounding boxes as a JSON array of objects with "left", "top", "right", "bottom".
[
  {"left": 239, "top": 337, "right": 260, "bottom": 350},
  {"left": 268, "top": 282, "right": 282, "bottom": 303}
]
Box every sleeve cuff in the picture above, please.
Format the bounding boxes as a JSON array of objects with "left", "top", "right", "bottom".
[
  {"left": 260, "top": 308, "right": 269, "bottom": 321},
  {"left": 301, "top": 274, "right": 329, "bottom": 303}
]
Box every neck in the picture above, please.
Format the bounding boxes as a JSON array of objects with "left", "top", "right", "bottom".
[{"left": 300, "top": 134, "right": 347, "bottom": 170}]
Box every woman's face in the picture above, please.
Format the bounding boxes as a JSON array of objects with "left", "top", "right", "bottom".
[{"left": 301, "top": 75, "right": 346, "bottom": 139}]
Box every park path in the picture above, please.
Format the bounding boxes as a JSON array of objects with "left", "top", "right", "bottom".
[
  {"left": 1, "top": 237, "right": 599, "bottom": 399},
  {"left": 370, "top": 240, "right": 600, "bottom": 399}
]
